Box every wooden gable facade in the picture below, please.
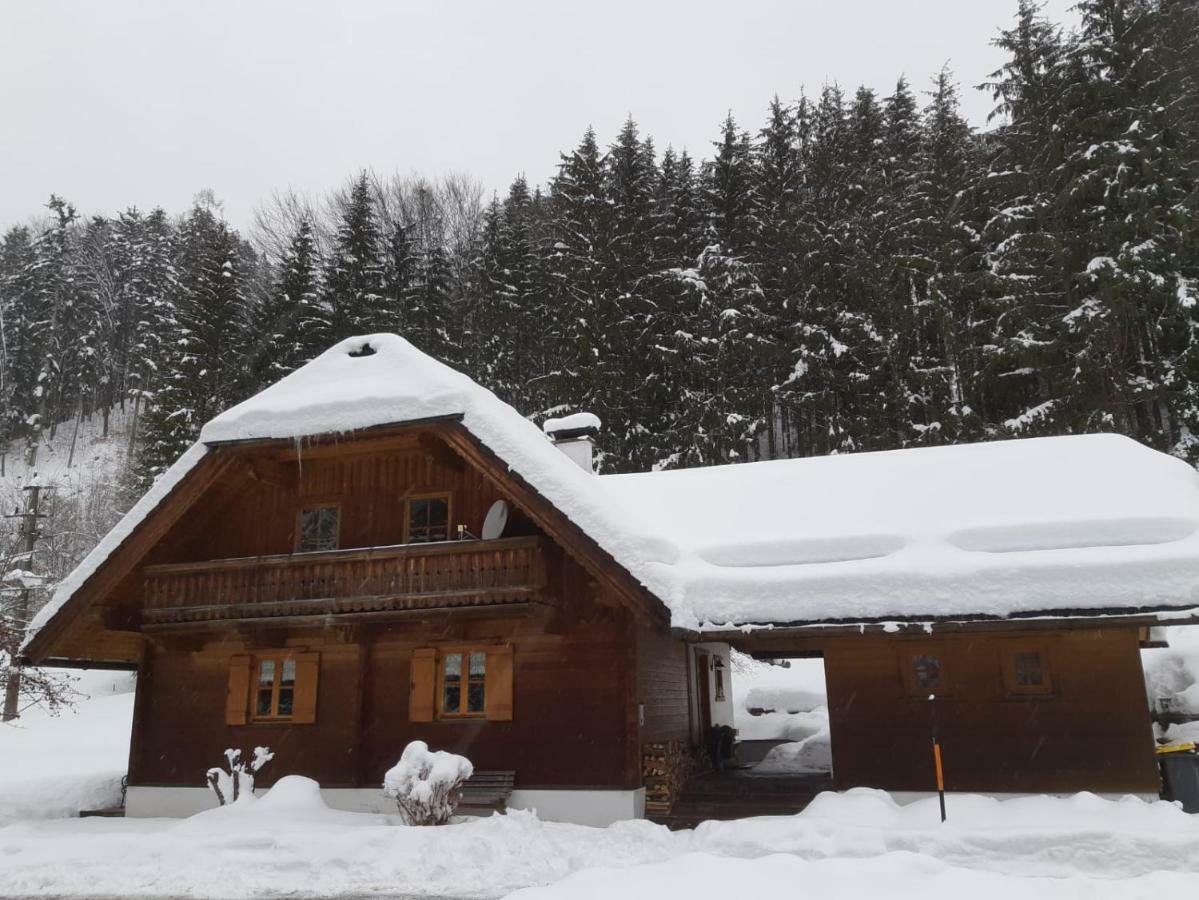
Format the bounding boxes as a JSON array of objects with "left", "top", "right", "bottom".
[{"left": 25, "top": 421, "right": 702, "bottom": 817}]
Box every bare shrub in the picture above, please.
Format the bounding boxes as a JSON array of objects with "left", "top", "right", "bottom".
[
  {"left": 205, "top": 746, "right": 274, "bottom": 805},
  {"left": 383, "top": 740, "right": 473, "bottom": 826}
]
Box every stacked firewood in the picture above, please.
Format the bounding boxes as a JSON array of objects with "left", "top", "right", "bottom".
[{"left": 642, "top": 740, "right": 691, "bottom": 815}]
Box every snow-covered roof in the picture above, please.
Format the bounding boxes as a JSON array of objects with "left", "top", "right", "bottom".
[
  {"left": 25, "top": 334, "right": 1199, "bottom": 650},
  {"left": 602, "top": 435, "right": 1199, "bottom": 627}
]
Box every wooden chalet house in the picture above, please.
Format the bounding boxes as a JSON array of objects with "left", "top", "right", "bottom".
[{"left": 22, "top": 334, "right": 1199, "bottom": 824}]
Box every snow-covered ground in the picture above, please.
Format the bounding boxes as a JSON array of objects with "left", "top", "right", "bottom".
[
  {"left": 731, "top": 651, "right": 832, "bottom": 774},
  {"left": 0, "top": 668, "right": 135, "bottom": 824},
  {"left": 3, "top": 779, "right": 1199, "bottom": 897}
]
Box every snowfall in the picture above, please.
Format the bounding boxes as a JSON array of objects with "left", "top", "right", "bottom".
[{"left": 1, "top": 648, "right": 1199, "bottom": 898}]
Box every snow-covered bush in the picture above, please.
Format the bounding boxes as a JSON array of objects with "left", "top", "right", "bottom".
[
  {"left": 206, "top": 746, "right": 274, "bottom": 805},
  {"left": 383, "top": 740, "right": 473, "bottom": 826}
]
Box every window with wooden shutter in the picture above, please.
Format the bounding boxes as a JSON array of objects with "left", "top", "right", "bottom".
[
  {"left": 410, "top": 648, "right": 436, "bottom": 722},
  {"left": 226, "top": 650, "right": 319, "bottom": 724}
]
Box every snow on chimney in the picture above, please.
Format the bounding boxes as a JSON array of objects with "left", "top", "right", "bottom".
[{"left": 543, "top": 412, "right": 601, "bottom": 473}]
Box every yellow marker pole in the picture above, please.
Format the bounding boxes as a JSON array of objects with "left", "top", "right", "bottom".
[{"left": 930, "top": 693, "right": 947, "bottom": 822}]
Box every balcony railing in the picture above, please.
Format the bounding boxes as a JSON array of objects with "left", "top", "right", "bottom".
[{"left": 142, "top": 535, "right": 550, "bottom": 625}]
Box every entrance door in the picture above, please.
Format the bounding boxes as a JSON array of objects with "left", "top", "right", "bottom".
[{"left": 695, "top": 651, "right": 712, "bottom": 737}]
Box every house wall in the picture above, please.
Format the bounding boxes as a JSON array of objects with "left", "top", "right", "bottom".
[
  {"left": 636, "top": 628, "right": 692, "bottom": 743},
  {"left": 164, "top": 437, "right": 539, "bottom": 563},
  {"left": 130, "top": 608, "right": 641, "bottom": 795},
  {"left": 821, "top": 627, "right": 1159, "bottom": 794}
]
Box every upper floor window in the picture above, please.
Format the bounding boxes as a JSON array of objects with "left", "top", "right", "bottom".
[
  {"left": 407, "top": 495, "right": 450, "bottom": 543},
  {"left": 298, "top": 504, "right": 339, "bottom": 553}
]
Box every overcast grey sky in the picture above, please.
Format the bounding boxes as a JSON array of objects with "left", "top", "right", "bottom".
[{"left": 0, "top": 0, "right": 1077, "bottom": 232}]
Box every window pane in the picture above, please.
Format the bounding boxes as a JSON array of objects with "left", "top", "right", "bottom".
[
  {"left": 913, "top": 655, "right": 942, "bottom": 690},
  {"left": 444, "top": 685, "right": 461, "bottom": 713},
  {"left": 467, "top": 681, "right": 485, "bottom": 712},
  {"left": 429, "top": 498, "right": 448, "bottom": 526},
  {"left": 469, "top": 651, "right": 486, "bottom": 677},
  {"left": 300, "top": 507, "right": 338, "bottom": 552},
  {"left": 256, "top": 688, "right": 274, "bottom": 717},
  {"left": 258, "top": 659, "right": 276, "bottom": 687},
  {"left": 1015, "top": 651, "right": 1043, "bottom": 686},
  {"left": 277, "top": 687, "right": 294, "bottom": 716},
  {"left": 444, "top": 653, "right": 462, "bottom": 681},
  {"left": 282, "top": 658, "right": 296, "bottom": 686}
]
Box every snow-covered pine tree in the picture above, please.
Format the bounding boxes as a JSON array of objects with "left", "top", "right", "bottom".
[
  {"left": 753, "top": 96, "right": 802, "bottom": 457},
  {"left": 0, "top": 226, "right": 38, "bottom": 455},
  {"left": 27, "top": 197, "right": 84, "bottom": 462},
  {"left": 905, "top": 68, "right": 986, "bottom": 446},
  {"left": 250, "top": 217, "right": 321, "bottom": 388},
  {"left": 1051, "top": 0, "right": 1199, "bottom": 450},
  {"left": 380, "top": 219, "right": 417, "bottom": 342},
  {"left": 137, "top": 200, "right": 252, "bottom": 485},
  {"left": 977, "top": 0, "right": 1071, "bottom": 436},
  {"left": 122, "top": 207, "right": 179, "bottom": 452},
  {"left": 546, "top": 128, "right": 609, "bottom": 430},
  {"left": 318, "top": 172, "right": 387, "bottom": 345}
]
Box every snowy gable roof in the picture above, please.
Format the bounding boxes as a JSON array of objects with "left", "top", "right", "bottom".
[{"left": 25, "top": 334, "right": 1199, "bottom": 652}]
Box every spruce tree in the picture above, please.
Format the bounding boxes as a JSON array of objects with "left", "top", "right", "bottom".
[{"left": 250, "top": 218, "right": 321, "bottom": 387}]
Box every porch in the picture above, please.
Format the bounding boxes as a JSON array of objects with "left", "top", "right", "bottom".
[{"left": 141, "top": 535, "right": 552, "bottom": 626}]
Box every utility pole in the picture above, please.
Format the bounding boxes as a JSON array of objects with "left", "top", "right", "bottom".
[{"left": 2, "top": 484, "right": 47, "bottom": 721}]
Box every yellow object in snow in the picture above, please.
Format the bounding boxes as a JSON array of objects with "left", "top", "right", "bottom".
[{"left": 1156, "top": 742, "right": 1197, "bottom": 755}]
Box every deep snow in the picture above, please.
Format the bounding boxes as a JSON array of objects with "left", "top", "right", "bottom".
[
  {"left": 0, "top": 668, "right": 135, "bottom": 824},
  {"left": 3, "top": 783, "right": 1199, "bottom": 897}
]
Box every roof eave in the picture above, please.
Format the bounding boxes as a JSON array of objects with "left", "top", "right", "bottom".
[{"left": 679, "top": 603, "right": 1199, "bottom": 641}]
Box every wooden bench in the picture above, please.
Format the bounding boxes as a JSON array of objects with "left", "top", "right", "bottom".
[{"left": 457, "top": 770, "right": 515, "bottom": 815}]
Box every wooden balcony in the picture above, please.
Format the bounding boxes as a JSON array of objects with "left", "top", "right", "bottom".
[{"left": 142, "top": 536, "right": 550, "bottom": 626}]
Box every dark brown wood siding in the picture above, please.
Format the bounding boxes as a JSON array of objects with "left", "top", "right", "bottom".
[
  {"left": 822, "top": 627, "right": 1159, "bottom": 794},
  {"left": 636, "top": 628, "right": 691, "bottom": 743},
  {"left": 170, "top": 440, "right": 538, "bottom": 563},
  {"left": 129, "top": 606, "right": 640, "bottom": 791}
]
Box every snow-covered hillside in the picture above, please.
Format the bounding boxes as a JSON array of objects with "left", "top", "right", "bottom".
[
  {"left": 1, "top": 406, "right": 135, "bottom": 598},
  {"left": 0, "top": 668, "right": 135, "bottom": 823}
]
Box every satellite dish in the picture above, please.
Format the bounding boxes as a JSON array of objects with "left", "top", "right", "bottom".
[{"left": 481, "top": 500, "right": 509, "bottom": 540}]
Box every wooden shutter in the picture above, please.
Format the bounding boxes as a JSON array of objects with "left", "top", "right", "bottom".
[
  {"left": 410, "top": 647, "right": 437, "bottom": 722},
  {"left": 485, "top": 644, "right": 514, "bottom": 722},
  {"left": 291, "top": 652, "right": 321, "bottom": 724},
  {"left": 225, "top": 655, "right": 252, "bottom": 725}
]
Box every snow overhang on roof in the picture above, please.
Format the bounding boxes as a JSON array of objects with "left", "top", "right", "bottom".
[{"left": 24, "top": 333, "right": 1199, "bottom": 652}]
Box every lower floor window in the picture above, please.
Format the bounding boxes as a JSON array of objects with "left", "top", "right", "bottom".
[
  {"left": 255, "top": 655, "right": 297, "bottom": 719},
  {"left": 441, "top": 649, "right": 487, "bottom": 716}
]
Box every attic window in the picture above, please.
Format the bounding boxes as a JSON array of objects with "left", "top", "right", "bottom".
[{"left": 347, "top": 342, "right": 376, "bottom": 358}]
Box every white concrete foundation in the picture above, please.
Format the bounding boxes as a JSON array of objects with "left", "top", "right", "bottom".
[
  {"left": 125, "top": 785, "right": 646, "bottom": 826},
  {"left": 507, "top": 788, "right": 645, "bottom": 826}
]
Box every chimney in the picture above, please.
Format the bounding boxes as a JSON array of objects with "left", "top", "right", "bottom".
[{"left": 543, "top": 412, "right": 601, "bottom": 473}]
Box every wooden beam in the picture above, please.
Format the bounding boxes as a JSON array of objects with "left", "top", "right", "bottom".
[{"left": 141, "top": 600, "right": 555, "bottom": 632}]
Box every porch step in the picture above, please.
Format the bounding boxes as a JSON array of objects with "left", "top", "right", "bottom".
[{"left": 648, "top": 771, "right": 831, "bottom": 830}]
